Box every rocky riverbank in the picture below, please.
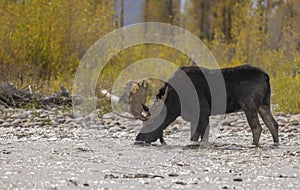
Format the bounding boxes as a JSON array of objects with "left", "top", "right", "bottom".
[{"left": 0, "top": 108, "right": 299, "bottom": 189}]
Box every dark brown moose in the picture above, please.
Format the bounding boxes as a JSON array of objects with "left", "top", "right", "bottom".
[{"left": 130, "top": 65, "right": 279, "bottom": 146}]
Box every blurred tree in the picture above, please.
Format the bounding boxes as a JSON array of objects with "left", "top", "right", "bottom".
[
  {"left": 143, "top": 0, "right": 180, "bottom": 25},
  {"left": 212, "top": 0, "right": 235, "bottom": 42},
  {"left": 181, "top": 0, "right": 214, "bottom": 39}
]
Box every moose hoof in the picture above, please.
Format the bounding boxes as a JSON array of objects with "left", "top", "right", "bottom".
[
  {"left": 134, "top": 140, "right": 152, "bottom": 146},
  {"left": 251, "top": 142, "right": 261, "bottom": 148},
  {"left": 190, "top": 141, "right": 200, "bottom": 146}
]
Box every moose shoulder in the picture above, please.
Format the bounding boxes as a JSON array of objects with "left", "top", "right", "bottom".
[{"left": 131, "top": 65, "right": 279, "bottom": 146}]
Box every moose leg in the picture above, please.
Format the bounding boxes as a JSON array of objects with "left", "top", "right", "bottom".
[
  {"left": 156, "top": 113, "right": 178, "bottom": 145},
  {"left": 259, "top": 105, "right": 279, "bottom": 145},
  {"left": 244, "top": 110, "right": 262, "bottom": 146},
  {"left": 201, "top": 123, "right": 210, "bottom": 142},
  {"left": 190, "top": 114, "right": 210, "bottom": 142}
]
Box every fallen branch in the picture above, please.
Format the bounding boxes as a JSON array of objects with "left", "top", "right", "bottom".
[{"left": 0, "top": 83, "right": 72, "bottom": 109}]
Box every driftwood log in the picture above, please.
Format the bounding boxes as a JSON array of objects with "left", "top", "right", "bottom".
[{"left": 0, "top": 83, "right": 72, "bottom": 109}]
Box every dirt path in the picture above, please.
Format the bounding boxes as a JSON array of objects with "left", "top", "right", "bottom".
[{"left": 0, "top": 109, "right": 299, "bottom": 189}]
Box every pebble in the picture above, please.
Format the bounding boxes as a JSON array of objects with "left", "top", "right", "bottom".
[
  {"left": 168, "top": 173, "right": 179, "bottom": 177},
  {"left": 233, "top": 178, "right": 243, "bottom": 182},
  {"left": 74, "top": 117, "right": 85, "bottom": 124},
  {"left": 236, "top": 123, "right": 246, "bottom": 128},
  {"left": 289, "top": 119, "right": 299, "bottom": 126},
  {"left": 277, "top": 116, "right": 289, "bottom": 124},
  {"left": 48, "top": 137, "right": 58, "bottom": 141},
  {"left": 236, "top": 119, "right": 245, "bottom": 124},
  {"left": 174, "top": 181, "right": 187, "bottom": 185},
  {"left": 222, "top": 121, "right": 231, "bottom": 126},
  {"left": 5, "top": 118, "right": 13, "bottom": 123},
  {"left": 65, "top": 118, "right": 74, "bottom": 124},
  {"left": 57, "top": 118, "right": 66, "bottom": 124},
  {"left": 109, "top": 126, "right": 122, "bottom": 132},
  {"left": 12, "top": 119, "right": 22, "bottom": 124},
  {"left": 164, "top": 130, "right": 173, "bottom": 135},
  {"left": 2, "top": 122, "right": 11, "bottom": 127}
]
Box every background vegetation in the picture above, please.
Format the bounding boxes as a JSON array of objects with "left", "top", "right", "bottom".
[{"left": 0, "top": 0, "right": 299, "bottom": 113}]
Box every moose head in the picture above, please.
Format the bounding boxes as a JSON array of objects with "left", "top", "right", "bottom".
[{"left": 129, "top": 80, "right": 170, "bottom": 144}]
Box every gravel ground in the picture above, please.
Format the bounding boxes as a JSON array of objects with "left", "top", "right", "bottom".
[{"left": 0, "top": 108, "right": 299, "bottom": 189}]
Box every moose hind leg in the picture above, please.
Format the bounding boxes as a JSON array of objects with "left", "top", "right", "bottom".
[
  {"left": 259, "top": 105, "right": 279, "bottom": 144},
  {"left": 190, "top": 115, "right": 209, "bottom": 142},
  {"left": 201, "top": 123, "right": 210, "bottom": 142},
  {"left": 245, "top": 111, "right": 262, "bottom": 146}
]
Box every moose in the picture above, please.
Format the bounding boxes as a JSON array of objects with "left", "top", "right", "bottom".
[{"left": 129, "top": 65, "right": 279, "bottom": 146}]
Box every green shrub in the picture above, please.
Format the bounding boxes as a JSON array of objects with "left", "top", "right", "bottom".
[{"left": 0, "top": 0, "right": 115, "bottom": 92}]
